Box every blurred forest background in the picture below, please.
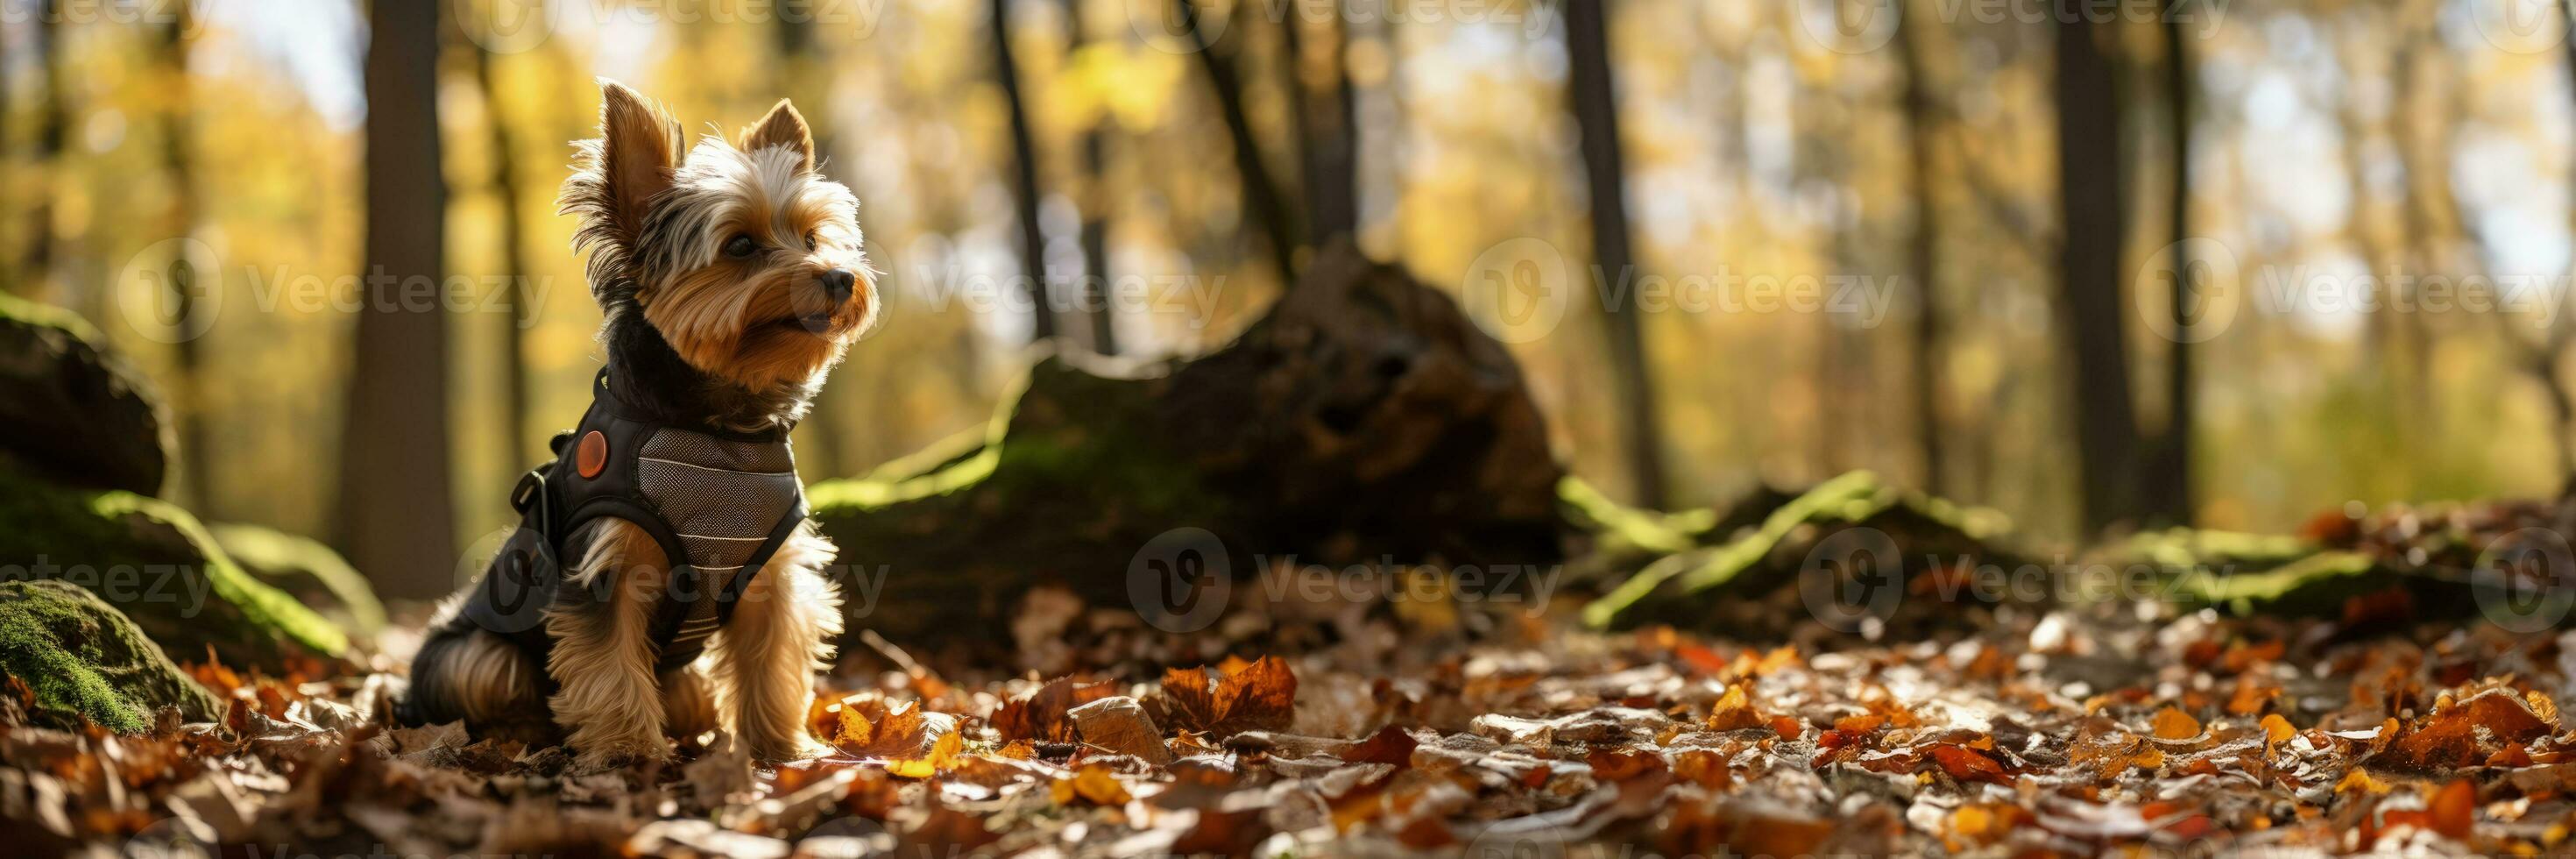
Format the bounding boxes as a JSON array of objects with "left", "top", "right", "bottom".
[{"left": 4, "top": 0, "right": 2575, "bottom": 595}]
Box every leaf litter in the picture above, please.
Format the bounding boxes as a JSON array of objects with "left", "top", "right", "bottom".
[{"left": 11, "top": 585, "right": 2576, "bottom": 856}]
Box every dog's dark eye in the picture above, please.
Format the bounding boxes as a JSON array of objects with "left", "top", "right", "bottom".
[
  {"left": 804, "top": 231, "right": 820, "bottom": 251},
  {"left": 723, "top": 235, "right": 758, "bottom": 259}
]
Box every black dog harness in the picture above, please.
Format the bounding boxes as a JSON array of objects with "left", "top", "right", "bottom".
[{"left": 457, "top": 370, "right": 808, "bottom": 675}]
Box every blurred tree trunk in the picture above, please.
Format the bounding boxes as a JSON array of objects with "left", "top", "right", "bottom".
[
  {"left": 0, "top": 18, "right": 9, "bottom": 290},
  {"left": 1562, "top": 0, "right": 1667, "bottom": 508},
  {"left": 1177, "top": 0, "right": 1299, "bottom": 283},
  {"left": 2051, "top": 7, "right": 2141, "bottom": 534},
  {"left": 28, "top": 0, "right": 66, "bottom": 305},
  {"left": 1897, "top": 2, "right": 1943, "bottom": 494},
  {"left": 468, "top": 32, "right": 534, "bottom": 462},
  {"left": 991, "top": 0, "right": 1058, "bottom": 341},
  {"left": 160, "top": 10, "right": 209, "bottom": 508},
  {"left": 2142, "top": 7, "right": 2194, "bottom": 525},
  {"left": 1062, "top": 0, "right": 1118, "bottom": 355},
  {"left": 1284, "top": 11, "right": 1359, "bottom": 245},
  {"left": 339, "top": 0, "right": 455, "bottom": 599}
]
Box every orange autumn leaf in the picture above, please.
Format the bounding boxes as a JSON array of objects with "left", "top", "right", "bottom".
[
  {"left": 2430, "top": 779, "right": 2475, "bottom": 840},
  {"left": 2150, "top": 706, "right": 2203, "bottom": 741},
  {"left": 1707, "top": 684, "right": 1770, "bottom": 732},
  {"left": 1926, "top": 744, "right": 2014, "bottom": 785},
  {"left": 2374, "top": 690, "right": 2552, "bottom": 772},
  {"left": 1155, "top": 656, "right": 1298, "bottom": 737},
  {"left": 1051, "top": 763, "right": 1131, "bottom": 806},
  {"left": 2261, "top": 714, "right": 2295, "bottom": 750},
  {"left": 1672, "top": 749, "right": 1731, "bottom": 789}
]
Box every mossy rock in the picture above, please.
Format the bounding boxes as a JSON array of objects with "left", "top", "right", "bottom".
[
  {"left": 0, "top": 293, "right": 171, "bottom": 495},
  {"left": 210, "top": 523, "right": 387, "bottom": 639},
  {"left": 0, "top": 579, "right": 221, "bottom": 732},
  {"left": 2122, "top": 528, "right": 2481, "bottom": 621},
  {"left": 1582, "top": 471, "right": 2023, "bottom": 634},
  {"left": 0, "top": 465, "right": 347, "bottom": 669},
  {"left": 812, "top": 246, "right": 1567, "bottom": 647}
]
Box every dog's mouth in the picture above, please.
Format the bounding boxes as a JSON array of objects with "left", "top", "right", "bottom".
[{"left": 768, "top": 311, "right": 840, "bottom": 335}]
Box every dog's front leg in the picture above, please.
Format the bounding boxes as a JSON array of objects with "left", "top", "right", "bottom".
[
  {"left": 546, "top": 520, "right": 672, "bottom": 767},
  {"left": 714, "top": 524, "right": 843, "bottom": 762}
]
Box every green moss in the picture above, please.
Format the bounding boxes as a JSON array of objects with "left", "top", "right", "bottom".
[
  {"left": 209, "top": 523, "right": 387, "bottom": 637},
  {"left": 0, "top": 465, "right": 347, "bottom": 666},
  {"left": 1559, "top": 476, "right": 1710, "bottom": 557},
  {"left": 0, "top": 580, "right": 221, "bottom": 731},
  {"left": 1581, "top": 471, "right": 2020, "bottom": 630}
]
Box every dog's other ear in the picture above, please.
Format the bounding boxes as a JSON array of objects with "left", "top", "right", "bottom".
[
  {"left": 598, "top": 81, "right": 683, "bottom": 238},
  {"left": 737, "top": 99, "right": 815, "bottom": 173}
]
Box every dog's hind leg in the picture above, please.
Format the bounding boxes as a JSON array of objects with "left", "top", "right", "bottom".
[
  {"left": 401, "top": 595, "right": 553, "bottom": 743},
  {"left": 711, "top": 524, "right": 842, "bottom": 763}
]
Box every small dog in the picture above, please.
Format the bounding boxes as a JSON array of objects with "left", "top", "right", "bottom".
[{"left": 402, "top": 82, "right": 875, "bottom": 766}]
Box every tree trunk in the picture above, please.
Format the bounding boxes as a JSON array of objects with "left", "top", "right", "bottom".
[
  {"left": 1897, "top": 2, "right": 1944, "bottom": 495},
  {"left": 2143, "top": 6, "right": 2193, "bottom": 525},
  {"left": 27, "top": 0, "right": 67, "bottom": 305},
  {"left": 469, "top": 36, "right": 534, "bottom": 461},
  {"left": 339, "top": 0, "right": 456, "bottom": 600},
  {"left": 1061, "top": 0, "right": 1118, "bottom": 355},
  {"left": 1285, "top": 11, "right": 1359, "bottom": 245},
  {"left": 990, "top": 0, "right": 1058, "bottom": 341},
  {"left": 2052, "top": 5, "right": 2142, "bottom": 534},
  {"left": 1177, "top": 0, "right": 1300, "bottom": 283},
  {"left": 1561, "top": 0, "right": 1667, "bottom": 508},
  {"left": 158, "top": 12, "right": 209, "bottom": 508}
]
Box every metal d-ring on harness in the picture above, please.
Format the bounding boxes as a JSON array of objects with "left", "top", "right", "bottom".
[{"left": 456, "top": 369, "right": 809, "bottom": 681}]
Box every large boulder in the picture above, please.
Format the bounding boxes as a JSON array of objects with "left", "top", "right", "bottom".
[
  {"left": 0, "top": 293, "right": 170, "bottom": 495},
  {"left": 811, "top": 245, "right": 1568, "bottom": 646},
  {"left": 0, "top": 465, "right": 347, "bottom": 669},
  {"left": 0, "top": 579, "right": 221, "bottom": 731}
]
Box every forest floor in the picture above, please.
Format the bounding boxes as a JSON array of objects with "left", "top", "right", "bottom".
[{"left": 16, "top": 583, "right": 2572, "bottom": 859}]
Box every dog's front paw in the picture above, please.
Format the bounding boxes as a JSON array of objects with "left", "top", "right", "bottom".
[
  {"left": 569, "top": 732, "right": 673, "bottom": 770},
  {"left": 744, "top": 735, "right": 832, "bottom": 764}
]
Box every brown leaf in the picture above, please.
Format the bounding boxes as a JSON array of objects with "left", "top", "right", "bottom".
[
  {"left": 991, "top": 676, "right": 1115, "bottom": 743},
  {"left": 1342, "top": 725, "right": 1418, "bottom": 768},
  {"left": 1155, "top": 657, "right": 1298, "bottom": 737}
]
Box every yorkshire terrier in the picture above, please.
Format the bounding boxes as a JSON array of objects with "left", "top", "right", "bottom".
[{"left": 400, "top": 82, "right": 874, "bottom": 766}]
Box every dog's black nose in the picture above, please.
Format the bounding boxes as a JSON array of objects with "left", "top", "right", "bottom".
[{"left": 822, "top": 268, "right": 856, "bottom": 304}]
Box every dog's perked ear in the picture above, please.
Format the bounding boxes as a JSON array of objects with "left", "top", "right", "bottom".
[
  {"left": 736, "top": 99, "right": 815, "bottom": 174},
  {"left": 561, "top": 80, "right": 683, "bottom": 302}
]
